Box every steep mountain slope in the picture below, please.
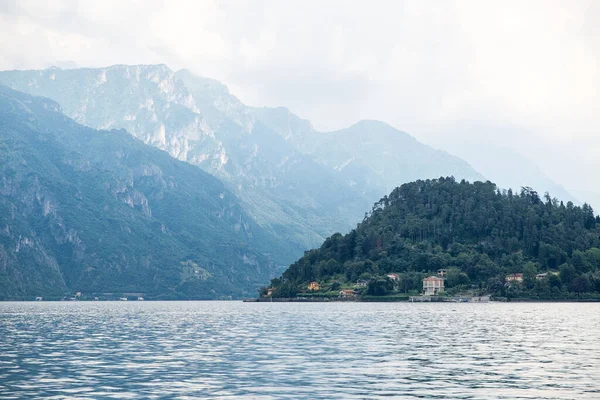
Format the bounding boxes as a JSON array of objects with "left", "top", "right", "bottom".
[
  {"left": 175, "top": 69, "right": 372, "bottom": 250},
  {"left": 0, "top": 66, "right": 372, "bottom": 253},
  {"left": 0, "top": 86, "right": 287, "bottom": 300},
  {"left": 251, "top": 110, "right": 485, "bottom": 195},
  {"left": 269, "top": 178, "right": 600, "bottom": 299}
]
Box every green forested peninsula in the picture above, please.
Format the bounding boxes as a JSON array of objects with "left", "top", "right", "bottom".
[{"left": 266, "top": 178, "right": 600, "bottom": 300}]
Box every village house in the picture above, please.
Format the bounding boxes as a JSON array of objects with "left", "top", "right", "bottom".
[
  {"left": 386, "top": 273, "right": 400, "bottom": 281},
  {"left": 506, "top": 273, "right": 523, "bottom": 283},
  {"left": 536, "top": 272, "right": 557, "bottom": 280},
  {"left": 267, "top": 288, "right": 274, "bottom": 296},
  {"left": 339, "top": 289, "right": 356, "bottom": 298},
  {"left": 355, "top": 279, "right": 369, "bottom": 288},
  {"left": 307, "top": 281, "right": 320, "bottom": 291},
  {"left": 423, "top": 276, "right": 444, "bottom": 296}
]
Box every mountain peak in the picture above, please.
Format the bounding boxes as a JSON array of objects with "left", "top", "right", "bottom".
[
  {"left": 347, "top": 120, "right": 410, "bottom": 137},
  {"left": 338, "top": 119, "right": 416, "bottom": 143},
  {"left": 351, "top": 119, "right": 393, "bottom": 129},
  {"left": 175, "top": 69, "right": 230, "bottom": 94}
]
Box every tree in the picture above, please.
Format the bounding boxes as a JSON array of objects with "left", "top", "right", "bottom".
[
  {"left": 572, "top": 250, "right": 592, "bottom": 274},
  {"left": 446, "top": 268, "right": 470, "bottom": 288},
  {"left": 548, "top": 273, "right": 562, "bottom": 289},
  {"left": 585, "top": 248, "right": 600, "bottom": 271},
  {"left": 570, "top": 275, "right": 592, "bottom": 293},
  {"left": 367, "top": 278, "right": 391, "bottom": 296},
  {"left": 270, "top": 178, "right": 600, "bottom": 299},
  {"left": 559, "top": 264, "right": 576, "bottom": 286},
  {"left": 523, "top": 262, "right": 538, "bottom": 289},
  {"left": 274, "top": 281, "right": 298, "bottom": 298}
]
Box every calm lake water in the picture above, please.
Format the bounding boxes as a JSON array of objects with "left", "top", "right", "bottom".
[{"left": 1, "top": 301, "right": 599, "bottom": 399}]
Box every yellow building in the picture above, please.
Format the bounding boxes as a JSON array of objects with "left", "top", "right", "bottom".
[
  {"left": 307, "top": 281, "right": 320, "bottom": 291},
  {"left": 423, "top": 276, "right": 444, "bottom": 296}
]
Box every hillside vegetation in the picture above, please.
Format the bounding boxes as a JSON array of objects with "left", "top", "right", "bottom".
[
  {"left": 0, "top": 86, "right": 287, "bottom": 300},
  {"left": 0, "top": 65, "right": 484, "bottom": 257},
  {"left": 268, "top": 178, "right": 600, "bottom": 300}
]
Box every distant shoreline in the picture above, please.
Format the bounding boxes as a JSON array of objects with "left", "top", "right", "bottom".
[
  {"left": 2, "top": 298, "right": 600, "bottom": 303},
  {"left": 244, "top": 297, "right": 600, "bottom": 303}
]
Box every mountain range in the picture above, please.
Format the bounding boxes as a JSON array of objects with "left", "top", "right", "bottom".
[
  {"left": 0, "top": 64, "right": 589, "bottom": 299},
  {"left": 0, "top": 65, "right": 484, "bottom": 255},
  {"left": 0, "top": 86, "right": 286, "bottom": 299}
]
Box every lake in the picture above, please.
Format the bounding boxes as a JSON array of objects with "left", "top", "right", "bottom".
[{"left": 0, "top": 301, "right": 599, "bottom": 399}]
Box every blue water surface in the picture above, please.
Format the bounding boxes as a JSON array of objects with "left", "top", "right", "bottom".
[{"left": 1, "top": 301, "right": 599, "bottom": 399}]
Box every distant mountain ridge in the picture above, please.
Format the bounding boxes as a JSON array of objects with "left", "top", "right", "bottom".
[
  {"left": 251, "top": 112, "right": 485, "bottom": 195},
  {"left": 442, "top": 144, "right": 580, "bottom": 206},
  {"left": 0, "top": 65, "right": 485, "bottom": 255},
  {"left": 0, "top": 85, "right": 288, "bottom": 299}
]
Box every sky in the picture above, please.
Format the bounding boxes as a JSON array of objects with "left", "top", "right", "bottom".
[{"left": 0, "top": 0, "right": 598, "bottom": 201}]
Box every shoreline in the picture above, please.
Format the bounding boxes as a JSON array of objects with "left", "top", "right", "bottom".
[
  {"left": 244, "top": 297, "right": 600, "bottom": 303},
  {"left": 3, "top": 297, "right": 600, "bottom": 303}
]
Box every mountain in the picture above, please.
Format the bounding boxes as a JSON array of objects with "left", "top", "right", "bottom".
[
  {"left": 0, "top": 65, "right": 374, "bottom": 254},
  {"left": 0, "top": 65, "right": 486, "bottom": 256},
  {"left": 251, "top": 110, "right": 485, "bottom": 195},
  {"left": 0, "top": 85, "right": 289, "bottom": 300},
  {"left": 174, "top": 69, "right": 372, "bottom": 251},
  {"left": 268, "top": 178, "right": 600, "bottom": 300}
]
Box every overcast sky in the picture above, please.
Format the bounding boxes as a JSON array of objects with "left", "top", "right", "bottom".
[{"left": 1, "top": 0, "right": 598, "bottom": 198}]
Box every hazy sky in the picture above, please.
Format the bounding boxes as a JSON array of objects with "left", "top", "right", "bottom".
[{"left": 1, "top": 0, "right": 598, "bottom": 197}]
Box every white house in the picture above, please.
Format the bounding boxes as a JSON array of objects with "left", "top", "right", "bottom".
[{"left": 355, "top": 280, "right": 369, "bottom": 288}]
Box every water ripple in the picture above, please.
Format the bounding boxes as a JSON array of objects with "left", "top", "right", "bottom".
[{"left": 1, "top": 302, "right": 599, "bottom": 399}]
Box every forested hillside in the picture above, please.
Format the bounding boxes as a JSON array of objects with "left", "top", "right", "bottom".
[
  {"left": 269, "top": 178, "right": 600, "bottom": 299},
  {"left": 0, "top": 66, "right": 484, "bottom": 256},
  {"left": 0, "top": 86, "right": 288, "bottom": 300}
]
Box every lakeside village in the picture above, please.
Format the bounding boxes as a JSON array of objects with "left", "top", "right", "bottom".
[
  {"left": 33, "top": 272, "right": 554, "bottom": 303},
  {"left": 252, "top": 270, "right": 557, "bottom": 302}
]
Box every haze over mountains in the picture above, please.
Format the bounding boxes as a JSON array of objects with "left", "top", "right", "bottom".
[
  {"left": 0, "top": 86, "right": 286, "bottom": 299},
  {"left": 0, "top": 64, "right": 595, "bottom": 299},
  {"left": 440, "top": 143, "right": 580, "bottom": 206},
  {"left": 0, "top": 65, "right": 484, "bottom": 253}
]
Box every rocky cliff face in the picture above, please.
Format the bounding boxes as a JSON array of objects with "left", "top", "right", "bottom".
[
  {"left": 0, "top": 65, "right": 225, "bottom": 168},
  {"left": 0, "top": 66, "right": 373, "bottom": 253},
  {"left": 0, "top": 65, "right": 485, "bottom": 255},
  {"left": 0, "top": 86, "right": 287, "bottom": 299}
]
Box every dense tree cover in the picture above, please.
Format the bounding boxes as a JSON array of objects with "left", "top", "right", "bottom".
[
  {"left": 268, "top": 177, "right": 600, "bottom": 299},
  {"left": 0, "top": 86, "right": 287, "bottom": 300}
]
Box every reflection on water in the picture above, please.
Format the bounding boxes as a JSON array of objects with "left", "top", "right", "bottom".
[{"left": 1, "top": 301, "right": 599, "bottom": 399}]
